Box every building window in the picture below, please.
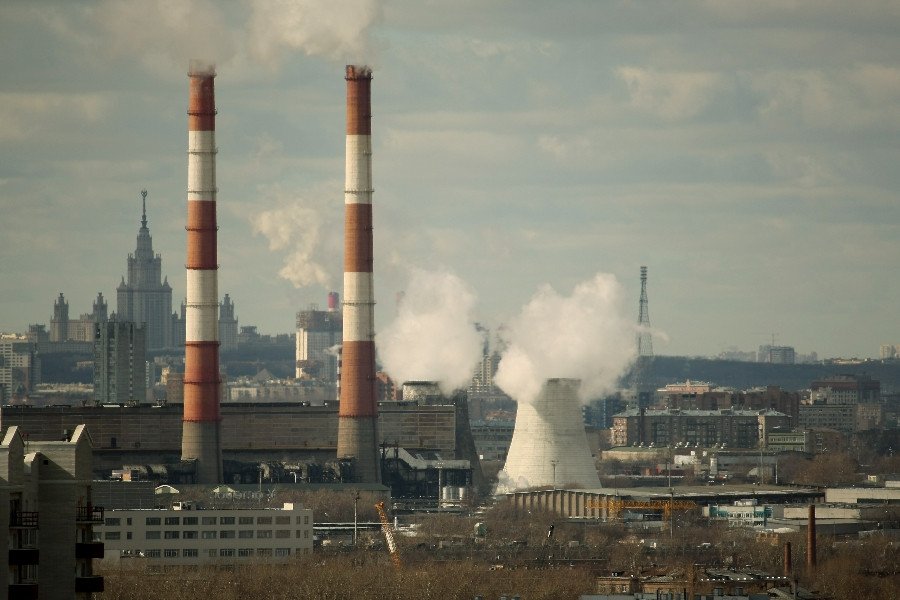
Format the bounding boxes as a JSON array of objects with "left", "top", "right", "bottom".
[
  {"left": 164, "top": 549, "right": 179, "bottom": 558},
  {"left": 165, "top": 517, "right": 180, "bottom": 525},
  {"left": 275, "top": 516, "right": 291, "bottom": 525},
  {"left": 183, "top": 517, "right": 198, "bottom": 525},
  {"left": 220, "top": 549, "right": 235, "bottom": 557},
  {"left": 105, "top": 517, "right": 121, "bottom": 526},
  {"left": 257, "top": 548, "right": 273, "bottom": 557},
  {"left": 184, "top": 549, "right": 199, "bottom": 558},
  {"left": 127, "top": 517, "right": 132, "bottom": 526},
  {"left": 201, "top": 531, "right": 217, "bottom": 539},
  {"left": 164, "top": 531, "right": 180, "bottom": 539},
  {"left": 238, "top": 516, "right": 254, "bottom": 525},
  {"left": 146, "top": 549, "right": 161, "bottom": 558},
  {"left": 275, "top": 548, "right": 290, "bottom": 557},
  {"left": 146, "top": 517, "right": 161, "bottom": 526},
  {"left": 183, "top": 530, "right": 198, "bottom": 539},
  {"left": 146, "top": 531, "right": 161, "bottom": 540},
  {"left": 202, "top": 516, "right": 217, "bottom": 525},
  {"left": 238, "top": 530, "right": 254, "bottom": 539},
  {"left": 220, "top": 530, "right": 236, "bottom": 539},
  {"left": 220, "top": 516, "right": 235, "bottom": 525},
  {"left": 208, "top": 549, "right": 217, "bottom": 558},
  {"left": 127, "top": 532, "right": 132, "bottom": 540},
  {"left": 257, "top": 516, "right": 272, "bottom": 525},
  {"left": 105, "top": 531, "right": 121, "bottom": 540},
  {"left": 304, "top": 530, "right": 309, "bottom": 539},
  {"left": 257, "top": 530, "right": 273, "bottom": 538},
  {"left": 238, "top": 548, "right": 253, "bottom": 557},
  {"left": 276, "top": 530, "right": 290, "bottom": 539}
]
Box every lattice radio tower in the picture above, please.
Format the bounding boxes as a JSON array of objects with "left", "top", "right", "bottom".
[{"left": 637, "top": 266, "right": 653, "bottom": 357}]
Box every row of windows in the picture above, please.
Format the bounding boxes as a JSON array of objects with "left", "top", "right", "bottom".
[
  {"left": 142, "top": 548, "right": 305, "bottom": 558},
  {"left": 138, "top": 515, "right": 307, "bottom": 527},
  {"left": 107, "top": 529, "right": 310, "bottom": 540}
]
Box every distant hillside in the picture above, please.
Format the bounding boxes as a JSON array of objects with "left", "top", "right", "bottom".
[{"left": 631, "top": 356, "right": 900, "bottom": 391}]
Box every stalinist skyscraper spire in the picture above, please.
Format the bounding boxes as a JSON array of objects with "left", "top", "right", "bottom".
[{"left": 116, "top": 189, "right": 174, "bottom": 350}]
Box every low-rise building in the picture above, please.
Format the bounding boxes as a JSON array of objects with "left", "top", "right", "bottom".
[
  {"left": 704, "top": 499, "right": 773, "bottom": 527},
  {"left": 96, "top": 502, "right": 313, "bottom": 565}
]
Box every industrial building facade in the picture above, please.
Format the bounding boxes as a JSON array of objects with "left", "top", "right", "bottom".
[
  {"left": 96, "top": 502, "right": 313, "bottom": 565},
  {"left": 1, "top": 403, "right": 457, "bottom": 476}
]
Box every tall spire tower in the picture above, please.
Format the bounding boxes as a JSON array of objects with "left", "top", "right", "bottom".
[
  {"left": 634, "top": 265, "right": 654, "bottom": 410},
  {"left": 336, "top": 65, "right": 380, "bottom": 483},
  {"left": 181, "top": 61, "right": 222, "bottom": 484},
  {"left": 637, "top": 265, "right": 653, "bottom": 357}
]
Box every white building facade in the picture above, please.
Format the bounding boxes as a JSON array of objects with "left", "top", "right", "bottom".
[{"left": 96, "top": 502, "right": 313, "bottom": 565}]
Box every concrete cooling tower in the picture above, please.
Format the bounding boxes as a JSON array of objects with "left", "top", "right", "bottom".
[{"left": 499, "top": 378, "right": 600, "bottom": 492}]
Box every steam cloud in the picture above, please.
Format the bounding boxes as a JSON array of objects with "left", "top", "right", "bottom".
[
  {"left": 378, "top": 269, "right": 483, "bottom": 395},
  {"left": 252, "top": 187, "right": 341, "bottom": 289},
  {"left": 89, "top": 0, "right": 382, "bottom": 72},
  {"left": 494, "top": 273, "right": 638, "bottom": 405},
  {"left": 248, "top": 0, "right": 382, "bottom": 66}
]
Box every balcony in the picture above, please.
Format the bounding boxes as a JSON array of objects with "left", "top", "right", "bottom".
[
  {"left": 74, "top": 576, "right": 104, "bottom": 594},
  {"left": 75, "top": 506, "right": 104, "bottom": 523},
  {"left": 8, "top": 548, "right": 39, "bottom": 565},
  {"left": 76, "top": 541, "right": 105, "bottom": 559},
  {"left": 8, "top": 583, "right": 39, "bottom": 600},
  {"left": 9, "top": 512, "right": 38, "bottom": 528}
]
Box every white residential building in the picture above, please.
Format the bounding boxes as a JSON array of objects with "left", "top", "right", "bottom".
[{"left": 96, "top": 502, "right": 313, "bottom": 565}]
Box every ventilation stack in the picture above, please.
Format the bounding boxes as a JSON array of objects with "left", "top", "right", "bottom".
[
  {"left": 500, "top": 378, "right": 600, "bottom": 491},
  {"left": 181, "top": 61, "right": 222, "bottom": 483},
  {"left": 336, "top": 65, "right": 380, "bottom": 483}
]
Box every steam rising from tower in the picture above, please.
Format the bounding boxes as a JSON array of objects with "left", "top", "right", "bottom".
[
  {"left": 181, "top": 61, "right": 223, "bottom": 483},
  {"left": 337, "top": 65, "right": 380, "bottom": 483}
]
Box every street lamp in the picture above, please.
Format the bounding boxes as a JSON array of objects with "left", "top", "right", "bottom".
[{"left": 551, "top": 460, "right": 558, "bottom": 488}]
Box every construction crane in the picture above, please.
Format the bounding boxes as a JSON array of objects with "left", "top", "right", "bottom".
[{"left": 374, "top": 501, "right": 401, "bottom": 568}]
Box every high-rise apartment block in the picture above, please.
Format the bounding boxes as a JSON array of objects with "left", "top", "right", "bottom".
[
  {"left": 218, "top": 294, "right": 239, "bottom": 351},
  {"left": 295, "top": 302, "right": 342, "bottom": 383},
  {"left": 0, "top": 334, "right": 38, "bottom": 404},
  {"left": 93, "top": 319, "right": 147, "bottom": 405}
]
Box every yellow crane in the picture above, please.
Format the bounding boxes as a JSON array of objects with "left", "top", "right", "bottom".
[{"left": 374, "top": 501, "right": 401, "bottom": 568}]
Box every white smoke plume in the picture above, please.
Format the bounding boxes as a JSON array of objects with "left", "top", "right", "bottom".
[
  {"left": 494, "top": 273, "right": 638, "bottom": 405},
  {"left": 378, "top": 269, "right": 483, "bottom": 395},
  {"left": 251, "top": 186, "right": 342, "bottom": 288},
  {"left": 247, "top": 0, "right": 383, "bottom": 66},
  {"left": 85, "top": 0, "right": 382, "bottom": 74}
]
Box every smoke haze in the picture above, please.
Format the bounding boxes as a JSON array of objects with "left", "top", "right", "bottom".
[
  {"left": 378, "top": 269, "right": 483, "bottom": 395},
  {"left": 251, "top": 185, "right": 341, "bottom": 289},
  {"left": 494, "top": 273, "right": 638, "bottom": 405}
]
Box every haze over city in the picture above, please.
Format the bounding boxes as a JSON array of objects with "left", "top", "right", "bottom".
[{"left": 2, "top": 1, "right": 899, "bottom": 359}]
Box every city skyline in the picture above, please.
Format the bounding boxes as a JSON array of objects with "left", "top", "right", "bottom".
[{"left": 2, "top": 1, "right": 899, "bottom": 359}]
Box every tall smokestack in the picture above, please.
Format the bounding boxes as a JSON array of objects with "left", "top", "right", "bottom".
[
  {"left": 336, "top": 65, "right": 380, "bottom": 483},
  {"left": 181, "top": 60, "right": 222, "bottom": 483},
  {"left": 807, "top": 504, "right": 817, "bottom": 570}
]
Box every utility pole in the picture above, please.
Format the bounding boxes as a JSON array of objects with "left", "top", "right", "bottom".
[{"left": 353, "top": 490, "right": 360, "bottom": 547}]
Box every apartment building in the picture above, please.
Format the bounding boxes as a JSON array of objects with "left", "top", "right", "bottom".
[
  {"left": 96, "top": 502, "right": 313, "bottom": 565},
  {"left": 0, "top": 424, "right": 104, "bottom": 599}
]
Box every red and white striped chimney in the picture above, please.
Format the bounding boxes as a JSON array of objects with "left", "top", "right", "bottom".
[
  {"left": 182, "top": 61, "right": 223, "bottom": 483},
  {"left": 336, "top": 65, "right": 380, "bottom": 483}
]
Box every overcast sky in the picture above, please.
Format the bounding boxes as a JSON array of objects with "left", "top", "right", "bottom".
[{"left": 2, "top": 0, "right": 899, "bottom": 359}]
